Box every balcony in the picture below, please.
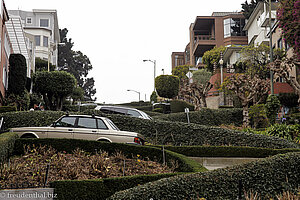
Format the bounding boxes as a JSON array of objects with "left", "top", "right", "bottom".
[{"left": 193, "top": 35, "right": 216, "bottom": 57}]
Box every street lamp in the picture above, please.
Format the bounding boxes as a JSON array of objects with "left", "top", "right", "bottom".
[
  {"left": 127, "top": 89, "right": 140, "bottom": 102},
  {"left": 162, "top": 68, "right": 165, "bottom": 75},
  {"left": 143, "top": 59, "right": 156, "bottom": 92},
  {"left": 219, "top": 52, "right": 224, "bottom": 106}
]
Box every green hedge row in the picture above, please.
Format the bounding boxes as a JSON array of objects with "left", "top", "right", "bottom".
[
  {"left": 3, "top": 110, "right": 299, "bottom": 149},
  {"left": 0, "top": 106, "right": 17, "bottom": 113},
  {"left": 13, "top": 138, "right": 206, "bottom": 200},
  {"left": 153, "top": 108, "right": 243, "bottom": 126},
  {"left": 109, "top": 152, "right": 300, "bottom": 200},
  {"left": 159, "top": 145, "right": 300, "bottom": 158},
  {"left": 170, "top": 100, "right": 195, "bottom": 113},
  {"left": 0, "top": 132, "right": 18, "bottom": 163}
]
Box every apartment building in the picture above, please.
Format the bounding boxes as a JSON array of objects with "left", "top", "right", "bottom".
[
  {"left": 189, "top": 12, "right": 248, "bottom": 68},
  {"left": 171, "top": 43, "right": 190, "bottom": 70},
  {"left": 8, "top": 9, "right": 60, "bottom": 67},
  {"left": 0, "top": 0, "right": 12, "bottom": 104}
]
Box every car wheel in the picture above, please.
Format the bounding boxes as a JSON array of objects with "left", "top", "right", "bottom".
[
  {"left": 97, "top": 139, "right": 111, "bottom": 143},
  {"left": 21, "top": 134, "right": 36, "bottom": 138}
]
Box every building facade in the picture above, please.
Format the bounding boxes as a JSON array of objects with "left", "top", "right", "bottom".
[
  {"left": 8, "top": 9, "right": 60, "bottom": 68},
  {"left": 0, "top": 0, "right": 12, "bottom": 104}
]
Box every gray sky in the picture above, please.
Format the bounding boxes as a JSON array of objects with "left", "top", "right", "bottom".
[{"left": 6, "top": 0, "right": 244, "bottom": 104}]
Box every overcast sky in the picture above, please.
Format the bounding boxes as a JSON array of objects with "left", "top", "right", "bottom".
[{"left": 6, "top": 0, "right": 245, "bottom": 104}]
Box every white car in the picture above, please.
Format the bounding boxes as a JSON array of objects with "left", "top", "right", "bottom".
[
  {"left": 10, "top": 114, "right": 145, "bottom": 145},
  {"left": 95, "top": 105, "right": 152, "bottom": 120}
]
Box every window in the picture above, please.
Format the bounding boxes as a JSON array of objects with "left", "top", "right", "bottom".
[
  {"left": 40, "top": 19, "right": 49, "bottom": 27},
  {"left": 35, "top": 35, "right": 40, "bottom": 46},
  {"left": 55, "top": 117, "right": 76, "bottom": 127},
  {"left": 224, "top": 18, "right": 246, "bottom": 38},
  {"left": 106, "top": 119, "right": 119, "bottom": 131},
  {"left": 26, "top": 18, "right": 32, "bottom": 24},
  {"left": 77, "top": 118, "right": 97, "bottom": 129},
  {"left": 43, "top": 36, "right": 48, "bottom": 47},
  {"left": 277, "top": 38, "right": 283, "bottom": 49},
  {"left": 97, "top": 119, "right": 108, "bottom": 130},
  {"left": 127, "top": 110, "right": 142, "bottom": 118}
]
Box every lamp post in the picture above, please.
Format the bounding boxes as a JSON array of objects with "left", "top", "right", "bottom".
[
  {"left": 143, "top": 59, "right": 156, "bottom": 92},
  {"left": 127, "top": 89, "right": 140, "bottom": 102},
  {"left": 268, "top": 0, "right": 274, "bottom": 95},
  {"left": 162, "top": 68, "right": 165, "bottom": 75},
  {"left": 219, "top": 52, "right": 224, "bottom": 106}
]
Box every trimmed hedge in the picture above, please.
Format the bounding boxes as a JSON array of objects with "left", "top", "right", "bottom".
[
  {"left": 0, "top": 132, "right": 18, "bottom": 163},
  {"left": 170, "top": 100, "right": 195, "bottom": 113},
  {"left": 109, "top": 152, "right": 300, "bottom": 199},
  {"left": 0, "top": 106, "right": 17, "bottom": 113},
  {"left": 153, "top": 108, "right": 243, "bottom": 126},
  {"left": 160, "top": 145, "right": 300, "bottom": 158},
  {"left": 13, "top": 138, "right": 206, "bottom": 200},
  {"left": 3, "top": 110, "right": 299, "bottom": 149}
]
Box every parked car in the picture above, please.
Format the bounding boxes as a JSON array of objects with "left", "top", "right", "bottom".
[
  {"left": 95, "top": 105, "right": 152, "bottom": 120},
  {"left": 10, "top": 114, "right": 145, "bottom": 145}
]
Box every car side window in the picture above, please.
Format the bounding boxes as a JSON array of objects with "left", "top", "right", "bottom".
[
  {"left": 77, "top": 117, "right": 97, "bottom": 129},
  {"left": 113, "top": 108, "right": 127, "bottom": 115},
  {"left": 55, "top": 117, "right": 76, "bottom": 127},
  {"left": 127, "top": 110, "right": 142, "bottom": 118},
  {"left": 97, "top": 119, "right": 108, "bottom": 130}
]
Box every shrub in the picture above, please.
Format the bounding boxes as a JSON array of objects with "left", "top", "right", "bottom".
[
  {"left": 249, "top": 104, "right": 269, "bottom": 128},
  {"left": 265, "top": 95, "right": 281, "bottom": 124},
  {"left": 109, "top": 152, "right": 300, "bottom": 200},
  {"left": 155, "top": 75, "right": 179, "bottom": 99},
  {"left": 263, "top": 124, "right": 300, "bottom": 143},
  {"left": 153, "top": 108, "right": 243, "bottom": 126},
  {"left": 0, "top": 132, "right": 18, "bottom": 163},
  {"left": 278, "top": 93, "right": 299, "bottom": 108},
  {"left": 8, "top": 54, "right": 27, "bottom": 96},
  {"left": 170, "top": 100, "right": 194, "bottom": 113},
  {"left": 0, "top": 106, "right": 17, "bottom": 113},
  {"left": 160, "top": 145, "right": 300, "bottom": 158}
]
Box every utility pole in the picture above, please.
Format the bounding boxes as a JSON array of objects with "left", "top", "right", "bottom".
[{"left": 269, "top": 0, "right": 274, "bottom": 95}]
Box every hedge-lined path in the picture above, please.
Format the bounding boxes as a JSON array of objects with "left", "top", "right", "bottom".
[{"left": 190, "top": 157, "right": 262, "bottom": 170}]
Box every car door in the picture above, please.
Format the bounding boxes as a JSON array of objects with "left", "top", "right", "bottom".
[
  {"left": 73, "top": 117, "right": 99, "bottom": 140},
  {"left": 49, "top": 116, "right": 76, "bottom": 139}
]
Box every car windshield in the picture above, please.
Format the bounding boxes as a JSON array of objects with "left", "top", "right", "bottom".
[{"left": 106, "top": 119, "right": 120, "bottom": 131}]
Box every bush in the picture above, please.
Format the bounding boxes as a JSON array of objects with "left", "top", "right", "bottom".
[
  {"left": 263, "top": 124, "right": 300, "bottom": 143},
  {"left": 249, "top": 104, "right": 269, "bottom": 128},
  {"left": 0, "top": 106, "right": 17, "bottom": 113},
  {"left": 153, "top": 108, "right": 243, "bottom": 126},
  {"left": 278, "top": 93, "right": 299, "bottom": 108},
  {"left": 8, "top": 54, "right": 27, "bottom": 96},
  {"left": 3, "top": 110, "right": 299, "bottom": 149},
  {"left": 155, "top": 75, "right": 179, "bottom": 99},
  {"left": 160, "top": 145, "right": 300, "bottom": 158},
  {"left": 170, "top": 100, "right": 194, "bottom": 113},
  {"left": 109, "top": 152, "right": 300, "bottom": 199},
  {"left": 0, "top": 132, "right": 18, "bottom": 163},
  {"left": 265, "top": 95, "right": 281, "bottom": 124}
]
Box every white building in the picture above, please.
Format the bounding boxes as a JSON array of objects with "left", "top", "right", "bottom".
[{"left": 8, "top": 9, "right": 60, "bottom": 68}]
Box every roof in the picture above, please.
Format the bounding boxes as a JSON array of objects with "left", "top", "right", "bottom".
[{"left": 272, "top": 83, "right": 294, "bottom": 94}]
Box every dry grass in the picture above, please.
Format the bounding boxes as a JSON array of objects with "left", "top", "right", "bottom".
[
  {"left": 245, "top": 189, "right": 300, "bottom": 200},
  {"left": 0, "top": 145, "right": 175, "bottom": 187}
]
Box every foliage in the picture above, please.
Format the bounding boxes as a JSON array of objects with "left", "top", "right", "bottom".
[
  {"left": 58, "top": 28, "right": 96, "bottom": 101},
  {"left": 222, "top": 73, "right": 270, "bottom": 127},
  {"left": 153, "top": 108, "right": 242, "bottom": 127},
  {"left": 8, "top": 54, "right": 27, "bottom": 96},
  {"left": 240, "top": 44, "right": 270, "bottom": 79},
  {"left": 249, "top": 104, "right": 269, "bottom": 129},
  {"left": 155, "top": 75, "right": 180, "bottom": 99},
  {"left": 171, "top": 65, "right": 190, "bottom": 81},
  {"left": 265, "top": 95, "right": 281, "bottom": 125},
  {"left": 264, "top": 124, "right": 300, "bottom": 144},
  {"left": 0, "top": 132, "right": 18, "bottom": 164},
  {"left": 150, "top": 91, "right": 158, "bottom": 103},
  {"left": 33, "top": 71, "right": 76, "bottom": 110},
  {"left": 5, "top": 91, "right": 30, "bottom": 111},
  {"left": 35, "top": 57, "right": 55, "bottom": 71},
  {"left": 161, "top": 145, "right": 300, "bottom": 158},
  {"left": 170, "top": 100, "right": 195, "bottom": 113},
  {"left": 241, "top": 0, "right": 278, "bottom": 19},
  {"left": 0, "top": 106, "right": 17, "bottom": 113},
  {"left": 278, "top": 93, "right": 299, "bottom": 108},
  {"left": 202, "top": 46, "right": 226, "bottom": 72},
  {"left": 277, "top": 0, "right": 300, "bottom": 60},
  {"left": 268, "top": 57, "right": 300, "bottom": 106},
  {"left": 109, "top": 152, "right": 300, "bottom": 200},
  {"left": 71, "top": 86, "right": 84, "bottom": 103}
]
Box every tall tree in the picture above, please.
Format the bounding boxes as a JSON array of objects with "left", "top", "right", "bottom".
[
  {"left": 58, "top": 28, "right": 96, "bottom": 101},
  {"left": 202, "top": 46, "right": 226, "bottom": 72}
]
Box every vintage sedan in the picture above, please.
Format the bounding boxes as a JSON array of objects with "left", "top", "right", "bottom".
[{"left": 10, "top": 114, "right": 145, "bottom": 145}]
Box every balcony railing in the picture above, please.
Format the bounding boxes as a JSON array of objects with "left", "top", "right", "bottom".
[{"left": 194, "top": 35, "right": 215, "bottom": 44}]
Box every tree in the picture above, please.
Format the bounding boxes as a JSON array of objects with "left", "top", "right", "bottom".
[
  {"left": 268, "top": 56, "right": 300, "bottom": 106},
  {"left": 35, "top": 57, "right": 55, "bottom": 71},
  {"left": 33, "top": 71, "right": 76, "bottom": 110},
  {"left": 265, "top": 95, "right": 281, "bottom": 125},
  {"left": 277, "top": 0, "right": 300, "bottom": 60},
  {"left": 222, "top": 73, "right": 270, "bottom": 127},
  {"left": 172, "top": 65, "right": 191, "bottom": 81},
  {"left": 241, "top": 0, "right": 277, "bottom": 19},
  {"left": 202, "top": 46, "right": 226, "bottom": 72},
  {"left": 8, "top": 54, "right": 27, "bottom": 95},
  {"left": 71, "top": 87, "right": 84, "bottom": 103},
  {"left": 58, "top": 28, "right": 96, "bottom": 101},
  {"left": 155, "top": 75, "right": 180, "bottom": 99}
]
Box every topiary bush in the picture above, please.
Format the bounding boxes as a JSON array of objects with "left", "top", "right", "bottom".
[
  {"left": 153, "top": 108, "right": 243, "bottom": 126},
  {"left": 155, "top": 75, "right": 179, "bottom": 99},
  {"left": 8, "top": 54, "right": 27, "bottom": 96},
  {"left": 109, "top": 152, "right": 300, "bottom": 200},
  {"left": 170, "top": 100, "right": 194, "bottom": 113},
  {"left": 0, "top": 132, "right": 18, "bottom": 163}
]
